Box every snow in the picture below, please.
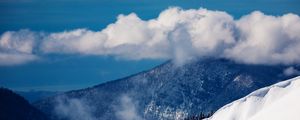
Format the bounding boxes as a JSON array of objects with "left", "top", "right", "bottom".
[{"left": 207, "top": 76, "right": 300, "bottom": 120}]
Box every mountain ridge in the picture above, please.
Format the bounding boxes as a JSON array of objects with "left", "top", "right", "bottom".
[
  {"left": 0, "top": 87, "right": 48, "bottom": 120},
  {"left": 34, "top": 58, "right": 299, "bottom": 120}
]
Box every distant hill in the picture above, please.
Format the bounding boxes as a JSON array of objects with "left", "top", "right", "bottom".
[
  {"left": 0, "top": 87, "right": 48, "bottom": 120},
  {"left": 16, "top": 90, "right": 61, "bottom": 103},
  {"left": 35, "top": 58, "right": 299, "bottom": 120}
]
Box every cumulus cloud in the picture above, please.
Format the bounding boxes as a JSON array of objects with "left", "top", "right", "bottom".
[
  {"left": 1, "top": 7, "right": 300, "bottom": 65},
  {"left": 0, "top": 30, "right": 39, "bottom": 65},
  {"left": 224, "top": 11, "right": 300, "bottom": 64}
]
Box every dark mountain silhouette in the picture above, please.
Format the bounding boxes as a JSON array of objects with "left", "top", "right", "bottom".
[{"left": 0, "top": 87, "right": 48, "bottom": 120}]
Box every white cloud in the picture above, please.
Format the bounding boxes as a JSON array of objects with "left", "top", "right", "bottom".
[
  {"left": 41, "top": 29, "right": 106, "bottom": 55},
  {"left": 224, "top": 11, "right": 300, "bottom": 64},
  {"left": 114, "top": 95, "right": 143, "bottom": 120},
  {"left": 1, "top": 7, "right": 300, "bottom": 65},
  {"left": 0, "top": 53, "right": 37, "bottom": 66},
  {"left": 283, "top": 67, "right": 300, "bottom": 76},
  {"left": 54, "top": 96, "right": 96, "bottom": 120},
  {"left": 0, "top": 30, "right": 39, "bottom": 65}
]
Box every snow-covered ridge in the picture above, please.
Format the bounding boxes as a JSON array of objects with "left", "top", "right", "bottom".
[{"left": 207, "top": 76, "right": 300, "bottom": 120}]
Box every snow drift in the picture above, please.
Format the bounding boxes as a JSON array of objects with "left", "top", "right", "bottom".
[{"left": 207, "top": 76, "right": 300, "bottom": 120}]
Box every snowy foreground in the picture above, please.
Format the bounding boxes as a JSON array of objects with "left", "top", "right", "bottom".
[{"left": 207, "top": 76, "right": 300, "bottom": 120}]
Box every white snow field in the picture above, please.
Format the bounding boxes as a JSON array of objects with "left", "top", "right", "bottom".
[{"left": 207, "top": 76, "right": 300, "bottom": 120}]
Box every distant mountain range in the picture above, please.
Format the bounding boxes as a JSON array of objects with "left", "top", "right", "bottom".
[
  {"left": 34, "top": 59, "right": 300, "bottom": 120},
  {"left": 207, "top": 76, "right": 300, "bottom": 120},
  {"left": 16, "top": 90, "right": 61, "bottom": 103},
  {"left": 0, "top": 87, "right": 48, "bottom": 120}
]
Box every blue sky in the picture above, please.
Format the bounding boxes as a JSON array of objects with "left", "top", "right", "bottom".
[{"left": 1, "top": 0, "right": 300, "bottom": 91}]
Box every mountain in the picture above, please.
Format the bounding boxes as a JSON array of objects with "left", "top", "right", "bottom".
[
  {"left": 16, "top": 90, "right": 61, "bottom": 103},
  {"left": 207, "top": 76, "right": 300, "bottom": 120},
  {"left": 0, "top": 87, "right": 48, "bottom": 120},
  {"left": 34, "top": 58, "right": 299, "bottom": 120}
]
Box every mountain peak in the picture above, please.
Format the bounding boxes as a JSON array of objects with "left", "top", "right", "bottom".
[{"left": 34, "top": 59, "right": 298, "bottom": 120}]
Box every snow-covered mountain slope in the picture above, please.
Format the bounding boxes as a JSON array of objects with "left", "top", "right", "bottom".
[
  {"left": 34, "top": 59, "right": 300, "bottom": 120},
  {"left": 207, "top": 76, "right": 300, "bottom": 120}
]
